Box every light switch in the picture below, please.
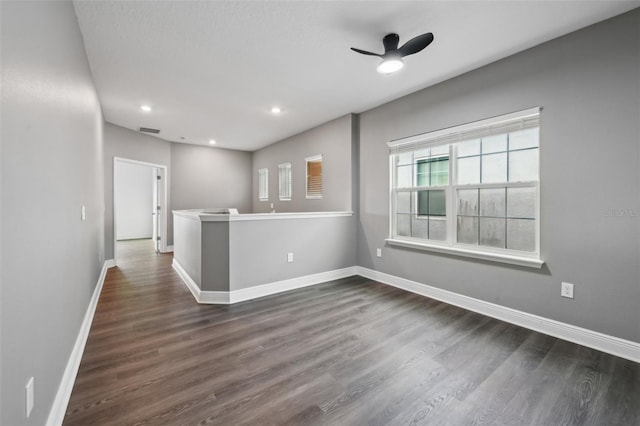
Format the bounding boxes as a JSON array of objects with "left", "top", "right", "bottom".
[
  {"left": 81, "top": 205, "right": 86, "bottom": 221},
  {"left": 287, "top": 252, "right": 293, "bottom": 263}
]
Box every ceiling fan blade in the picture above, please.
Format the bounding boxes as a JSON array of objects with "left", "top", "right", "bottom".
[
  {"left": 350, "top": 47, "right": 383, "bottom": 57},
  {"left": 382, "top": 33, "right": 400, "bottom": 53},
  {"left": 398, "top": 32, "right": 434, "bottom": 57}
]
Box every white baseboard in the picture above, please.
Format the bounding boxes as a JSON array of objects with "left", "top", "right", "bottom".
[
  {"left": 116, "top": 235, "right": 153, "bottom": 241},
  {"left": 172, "top": 259, "right": 229, "bottom": 303},
  {"left": 163, "top": 245, "right": 174, "bottom": 253},
  {"left": 171, "top": 259, "right": 640, "bottom": 362},
  {"left": 46, "top": 260, "right": 112, "bottom": 426},
  {"left": 172, "top": 259, "right": 357, "bottom": 305},
  {"left": 356, "top": 266, "right": 640, "bottom": 364},
  {"left": 229, "top": 266, "right": 358, "bottom": 304}
]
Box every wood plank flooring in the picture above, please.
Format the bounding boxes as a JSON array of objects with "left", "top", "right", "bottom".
[{"left": 63, "top": 239, "right": 640, "bottom": 425}]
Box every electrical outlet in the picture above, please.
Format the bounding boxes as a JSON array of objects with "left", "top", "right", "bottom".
[
  {"left": 287, "top": 252, "right": 293, "bottom": 263},
  {"left": 561, "top": 282, "right": 574, "bottom": 299},
  {"left": 376, "top": 248, "right": 382, "bottom": 258},
  {"left": 26, "top": 377, "right": 34, "bottom": 418}
]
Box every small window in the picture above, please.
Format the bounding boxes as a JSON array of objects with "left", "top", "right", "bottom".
[
  {"left": 278, "top": 163, "right": 292, "bottom": 201},
  {"left": 258, "top": 168, "right": 268, "bottom": 201},
  {"left": 305, "top": 155, "right": 323, "bottom": 199}
]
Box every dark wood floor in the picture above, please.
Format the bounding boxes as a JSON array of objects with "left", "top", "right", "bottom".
[{"left": 64, "top": 239, "right": 640, "bottom": 426}]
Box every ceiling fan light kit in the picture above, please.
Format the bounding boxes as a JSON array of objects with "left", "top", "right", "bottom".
[
  {"left": 377, "top": 57, "right": 404, "bottom": 74},
  {"left": 352, "top": 32, "right": 434, "bottom": 75}
]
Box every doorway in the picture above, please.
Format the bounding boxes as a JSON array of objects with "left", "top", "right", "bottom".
[{"left": 113, "top": 157, "right": 168, "bottom": 265}]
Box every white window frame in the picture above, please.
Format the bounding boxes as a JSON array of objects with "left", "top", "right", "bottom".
[
  {"left": 278, "top": 163, "right": 292, "bottom": 201},
  {"left": 258, "top": 168, "right": 269, "bottom": 201},
  {"left": 305, "top": 154, "right": 323, "bottom": 199},
  {"left": 387, "top": 107, "right": 543, "bottom": 268}
]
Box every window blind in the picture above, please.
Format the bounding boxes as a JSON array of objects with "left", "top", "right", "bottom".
[
  {"left": 388, "top": 107, "right": 540, "bottom": 154},
  {"left": 306, "top": 155, "right": 323, "bottom": 198},
  {"left": 258, "top": 168, "right": 268, "bottom": 201},
  {"left": 278, "top": 163, "right": 291, "bottom": 200}
]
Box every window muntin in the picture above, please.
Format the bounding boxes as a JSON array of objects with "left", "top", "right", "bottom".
[
  {"left": 278, "top": 163, "right": 292, "bottom": 201},
  {"left": 389, "top": 108, "right": 540, "bottom": 261},
  {"left": 305, "top": 155, "right": 323, "bottom": 199},
  {"left": 258, "top": 168, "right": 268, "bottom": 201}
]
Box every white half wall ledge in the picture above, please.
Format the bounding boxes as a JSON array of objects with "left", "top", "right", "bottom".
[
  {"left": 46, "top": 259, "right": 112, "bottom": 426},
  {"left": 355, "top": 266, "right": 640, "bottom": 364}
]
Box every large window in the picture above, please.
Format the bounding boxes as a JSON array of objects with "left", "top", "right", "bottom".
[
  {"left": 278, "top": 163, "right": 292, "bottom": 201},
  {"left": 305, "top": 155, "right": 323, "bottom": 199},
  {"left": 258, "top": 168, "right": 268, "bottom": 201},
  {"left": 388, "top": 108, "right": 542, "bottom": 267}
]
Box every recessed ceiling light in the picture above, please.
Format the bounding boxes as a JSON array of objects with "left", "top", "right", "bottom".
[
  {"left": 271, "top": 106, "right": 282, "bottom": 114},
  {"left": 140, "top": 105, "right": 152, "bottom": 112},
  {"left": 209, "top": 139, "right": 216, "bottom": 145}
]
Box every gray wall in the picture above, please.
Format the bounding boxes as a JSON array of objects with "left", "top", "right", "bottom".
[
  {"left": 104, "top": 125, "right": 252, "bottom": 257},
  {"left": 229, "top": 216, "right": 357, "bottom": 291},
  {"left": 104, "top": 123, "right": 171, "bottom": 258},
  {"left": 173, "top": 215, "right": 203, "bottom": 288},
  {"left": 170, "top": 143, "right": 253, "bottom": 220},
  {"left": 252, "top": 114, "right": 355, "bottom": 213},
  {"left": 0, "top": 1, "right": 105, "bottom": 425},
  {"left": 358, "top": 9, "right": 640, "bottom": 343},
  {"left": 202, "top": 222, "right": 230, "bottom": 292}
]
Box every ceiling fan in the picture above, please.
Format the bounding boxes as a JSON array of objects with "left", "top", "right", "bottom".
[{"left": 351, "top": 32, "right": 434, "bottom": 74}]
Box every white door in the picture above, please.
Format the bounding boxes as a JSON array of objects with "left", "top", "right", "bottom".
[
  {"left": 153, "top": 167, "right": 166, "bottom": 253},
  {"left": 152, "top": 167, "right": 159, "bottom": 252}
]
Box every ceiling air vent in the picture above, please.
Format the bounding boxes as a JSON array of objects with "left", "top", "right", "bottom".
[{"left": 138, "top": 127, "right": 160, "bottom": 134}]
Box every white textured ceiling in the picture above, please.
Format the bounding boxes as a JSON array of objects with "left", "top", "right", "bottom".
[{"left": 73, "top": 1, "right": 638, "bottom": 151}]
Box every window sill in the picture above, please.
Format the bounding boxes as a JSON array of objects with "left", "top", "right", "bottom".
[{"left": 385, "top": 238, "right": 544, "bottom": 269}]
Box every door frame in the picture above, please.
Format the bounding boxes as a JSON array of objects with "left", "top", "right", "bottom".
[{"left": 113, "top": 157, "right": 169, "bottom": 265}]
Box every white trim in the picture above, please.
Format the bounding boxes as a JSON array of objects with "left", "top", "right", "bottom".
[
  {"left": 173, "top": 210, "right": 353, "bottom": 222},
  {"left": 172, "top": 259, "right": 357, "bottom": 305},
  {"left": 386, "top": 238, "right": 544, "bottom": 269},
  {"left": 163, "top": 245, "right": 174, "bottom": 253},
  {"left": 116, "top": 233, "right": 154, "bottom": 241},
  {"left": 113, "top": 157, "right": 169, "bottom": 264},
  {"left": 388, "top": 109, "right": 542, "bottom": 266},
  {"left": 356, "top": 266, "right": 640, "bottom": 363},
  {"left": 304, "top": 154, "right": 323, "bottom": 162},
  {"left": 258, "top": 168, "right": 269, "bottom": 201},
  {"left": 388, "top": 107, "right": 541, "bottom": 148},
  {"left": 171, "top": 259, "right": 229, "bottom": 304},
  {"left": 46, "top": 260, "right": 113, "bottom": 426},
  {"left": 229, "top": 267, "right": 358, "bottom": 304}
]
